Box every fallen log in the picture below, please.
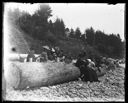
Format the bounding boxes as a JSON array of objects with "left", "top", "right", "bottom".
[
  {"left": 8, "top": 54, "right": 39, "bottom": 62},
  {"left": 5, "top": 62, "right": 80, "bottom": 90}
]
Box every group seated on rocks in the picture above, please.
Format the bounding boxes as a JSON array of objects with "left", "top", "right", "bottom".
[
  {"left": 74, "top": 50, "right": 120, "bottom": 82},
  {"left": 74, "top": 52, "right": 100, "bottom": 82}
]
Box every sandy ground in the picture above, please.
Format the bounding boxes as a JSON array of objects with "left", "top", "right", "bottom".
[{"left": 4, "top": 63, "right": 125, "bottom": 102}]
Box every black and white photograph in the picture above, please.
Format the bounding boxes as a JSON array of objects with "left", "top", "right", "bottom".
[{"left": 3, "top": 3, "right": 125, "bottom": 101}]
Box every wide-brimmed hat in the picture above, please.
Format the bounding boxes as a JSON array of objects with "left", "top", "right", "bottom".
[
  {"left": 42, "top": 46, "right": 50, "bottom": 50},
  {"left": 51, "top": 48, "right": 55, "bottom": 52},
  {"left": 87, "top": 59, "right": 91, "bottom": 62}
]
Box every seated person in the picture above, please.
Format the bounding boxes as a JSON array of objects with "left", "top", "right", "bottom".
[
  {"left": 47, "top": 49, "right": 57, "bottom": 62},
  {"left": 58, "top": 50, "right": 65, "bottom": 62},
  {"left": 87, "top": 59, "right": 95, "bottom": 67},
  {"left": 64, "top": 54, "right": 72, "bottom": 64},
  {"left": 37, "top": 51, "right": 48, "bottom": 62},
  {"left": 47, "top": 51, "right": 55, "bottom": 61},
  {"left": 75, "top": 55, "right": 99, "bottom": 82},
  {"left": 26, "top": 48, "right": 36, "bottom": 62}
]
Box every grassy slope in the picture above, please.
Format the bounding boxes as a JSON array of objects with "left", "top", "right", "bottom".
[
  {"left": 8, "top": 20, "right": 43, "bottom": 54},
  {"left": 8, "top": 19, "right": 85, "bottom": 56}
]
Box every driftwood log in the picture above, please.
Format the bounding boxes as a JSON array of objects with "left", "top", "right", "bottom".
[{"left": 5, "top": 61, "right": 80, "bottom": 90}]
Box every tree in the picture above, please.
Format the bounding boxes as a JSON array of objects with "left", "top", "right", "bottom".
[
  {"left": 48, "top": 20, "right": 54, "bottom": 33},
  {"left": 117, "top": 34, "right": 120, "bottom": 38},
  {"left": 85, "top": 27, "right": 95, "bottom": 45},
  {"left": 18, "top": 12, "right": 32, "bottom": 34},
  {"left": 80, "top": 34, "right": 87, "bottom": 45},
  {"left": 32, "top": 4, "right": 52, "bottom": 36},
  {"left": 69, "top": 28, "right": 75, "bottom": 38},
  {"left": 74, "top": 27, "right": 81, "bottom": 39},
  {"left": 65, "top": 28, "right": 70, "bottom": 37},
  {"left": 18, "top": 4, "right": 52, "bottom": 40},
  {"left": 53, "top": 18, "right": 66, "bottom": 37}
]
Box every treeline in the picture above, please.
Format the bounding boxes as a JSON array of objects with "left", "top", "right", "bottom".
[{"left": 9, "top": 4, "right": 125, "bottom": 59}]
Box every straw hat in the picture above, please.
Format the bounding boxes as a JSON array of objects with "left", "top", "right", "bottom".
[
  {"left": 42, "top": 46, "right": 50, "bottom": 50},
  {"left": 87, "top": 59, "right": 91, "bottom": 62}
]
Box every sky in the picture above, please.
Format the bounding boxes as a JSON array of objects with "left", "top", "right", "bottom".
[{"left": 4, "top": 3, "right": 125, "bottom": 41}]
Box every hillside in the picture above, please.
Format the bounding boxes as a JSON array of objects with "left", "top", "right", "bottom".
[
  {"left": 7, "top": 19, "right": 43, "bottom": 54},
  {"left": 7, "top": 19, "right": 85, "bottom": 57}
]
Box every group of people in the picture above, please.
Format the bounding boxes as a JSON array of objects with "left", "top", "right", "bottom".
[
  {"left": 24, "top": 46, "right": 118, "bottom": 82},
  {"left": 75, "top": 51, "right": 100, "bottom": 82},
  {"left": 25, "top": 46, "right": 72, "bottom": 64}
]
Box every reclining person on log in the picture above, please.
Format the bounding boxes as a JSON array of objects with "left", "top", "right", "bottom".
[
  {"left": 26, "top": 48, "right": 36, "bottom": 62},
  {"left": 75, "top": 54, "right": 99, "bottom": 82}
]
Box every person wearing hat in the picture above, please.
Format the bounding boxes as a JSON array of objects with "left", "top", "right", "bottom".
[
  {"left": 75, "top": 54, "right": 99, "bottom": 82},
  {"left": 26, "top": 47, "right": 36, "bottom": 62},
  {"left": 75, "top": 53, "right": 88, "bottom": 80},
  {"left": 42, "top": 45, "right": 50, "bottom": 51},
  {"left": 87, "top": 59, "right": 95, "bottom": 68},
  {"left": 37, "top": 51, "right": 48, "bottom": 62},
  {"left": 86, "top": 59, "right": 99, "bottom": 82}
]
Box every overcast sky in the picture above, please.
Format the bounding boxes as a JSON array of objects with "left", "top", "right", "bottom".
[{"left": 5, "top": 3, "right": 125, "bottom": 41}]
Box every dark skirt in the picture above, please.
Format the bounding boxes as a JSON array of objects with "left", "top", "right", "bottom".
[{"left": 81, "top": 67, "right": 99, "bottom": 82}]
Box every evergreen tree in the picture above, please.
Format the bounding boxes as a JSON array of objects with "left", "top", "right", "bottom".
[
  {"left": 48, "top": 20, "right": 54, "bottom": 33},
  {"left": 65, "top": 28, "right": 70, "bottom": 37},
  {"left": 69, "top": 28, "right": 75, "bottom": 38},
  {"left": 18, "top": 4, "right": 52, "bottom": 40},
  {"left": 74, "top": 27, "right": 81, "bottom": 39},
  {"left": 53, "top": 18, "right": 65, "bottom": 37},
  {"left": 80, "top": 34, "right": 87, "bottom": 45},
  {"left": 85, "top": 27, "right": 95, "bottom": 45}
]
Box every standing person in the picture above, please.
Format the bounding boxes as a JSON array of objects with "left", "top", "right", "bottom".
[{"left": 26, "top": 48, "right": 36, "bottom": 62}]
